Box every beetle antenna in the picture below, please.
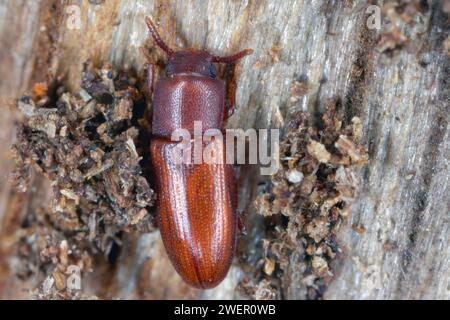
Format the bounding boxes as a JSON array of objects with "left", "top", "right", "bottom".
[
  {"left": 211, "top": 49, "right": 253, "bottom": 64},
  {"left": 145, "top": 16, "right": 174, "bottom": 56}
]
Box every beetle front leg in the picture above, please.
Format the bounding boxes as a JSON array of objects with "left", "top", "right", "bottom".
[
  {"left": 140, "top": 47, "right": 156, "bottom": 97},
  {"left": 224, "top": 63, "right": 238, "bottom": 121},
  {"left": 145, "top": 62, "right": 156, "bottom": 97}
]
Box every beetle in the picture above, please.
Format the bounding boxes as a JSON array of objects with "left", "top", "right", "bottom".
[{"left": 142, "top": 17, "right": 252, "bottom": 289}]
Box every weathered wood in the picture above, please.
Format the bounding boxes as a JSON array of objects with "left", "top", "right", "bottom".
[{"left": 0, "top": 0, "right": 448, "bottom": 299}]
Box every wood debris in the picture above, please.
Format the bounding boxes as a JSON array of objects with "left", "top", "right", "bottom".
[
  {"left": 10, "top": 62, "right": 155, "bottom": 298},
  {"left": 376, "top": 0, "right": 430, "bottom": 57},
  {"left": 253, "top": 99, "right": 368, "bottom": 300}
]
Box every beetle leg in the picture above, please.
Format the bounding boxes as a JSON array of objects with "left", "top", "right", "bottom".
[
  {"left": 237, "top": 211, "right": 247, "bottom": 236},
  {"left": 145, "top": 62, "right": 156, "bottom": 97},
  {"left": 224, "top": 64, "right": 238, "bottom": 121},
  {"left": 225, "top": 101, "right": 236, "bottom": 120},
  {"left": 140, "top": 47, "right": 156, "bottom": 97}
]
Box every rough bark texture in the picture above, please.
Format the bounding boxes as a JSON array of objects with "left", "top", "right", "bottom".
[{"left": 0, "top": 0, "right": 448, "bottom": 299}]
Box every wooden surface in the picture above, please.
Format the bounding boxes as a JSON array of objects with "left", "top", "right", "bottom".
[{"left": 0, "top": 0, "right": 448, "bottom": 299}]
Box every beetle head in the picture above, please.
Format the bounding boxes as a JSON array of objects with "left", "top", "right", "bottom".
[
  {"left": 165, "top": 51, "right": 217, "bottom": 77},
  {"left": 144, "top": 17, "right": 253, "bottom": 78}
]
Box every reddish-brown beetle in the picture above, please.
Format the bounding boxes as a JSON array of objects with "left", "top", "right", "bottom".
[{"left": 142, "top": 17, "right": 252, "bottom": 289}]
